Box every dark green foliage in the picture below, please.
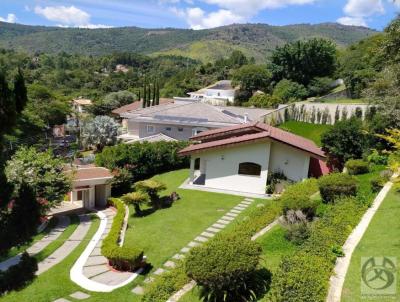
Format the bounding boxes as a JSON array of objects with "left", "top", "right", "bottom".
[
  {"left": 95, "top": 141, "right": 189, "bottom": 194},
  {"left": 0, "top": 252, "right": 38, "bottom": 294},
  {"left": 270, "top": 38, "right": 337, "bottom": 86},
  {"left": 185, "top": 233, "right": 264, "bottom": 302},
  {"left": 101, "top": 198, "right": 144, "bottom": 271},
  {"left": 281, "top": 179, "right": 320, "bottom": 218},
  {"left": 321, "top": 117, "right": 367, "bottom": 168},
  {"left": 270, "top": 196, "right": 367, "bottom": 302},
  {"left": 273, "top": 79, "right": 308, "bottom": 102},
  {"left": 307, "top": 77, "right": 333, "bottom": 96},
  {"left": 142, "top": 262, "right": 190, "bottom": 302},
  {"left": 89, "top": 90, "right": 137, "bottom": 115},
  {"left": 345, "top": 159, "right": 369, "bottom": 175},
  {"left": 232, "top": 65, "right": 272, "bottom": 101},
  {"left": 318, "top": 173, "right": 358, "bottom": 203},
  {"left": 370, "top": 176, "right": 387, "bottom": 192},
  {"left": 13, "top": 68, "right": 28, "bottom": 113},
  {"left": 244, "top": 94, "right": 282, "bottom": 109}
]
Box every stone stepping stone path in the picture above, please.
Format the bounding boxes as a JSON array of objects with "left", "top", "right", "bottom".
[
  {"left": 0, "top": 216, "right": 70, "bottom": 272},
  {"left": 71, "top": 208, "right": 141, "bottom": 292},
  {"left": 53, "top": 291, "right": 91, "bottom": 302},
  {"left": 81, "top": 208, "right": 135, "bottom": 286},
  {"left": 131, "top": 198, "right": 254, "bottom": 296}
]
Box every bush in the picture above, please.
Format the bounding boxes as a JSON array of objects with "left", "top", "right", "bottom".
[
  {"left": 273, "top": 79, "right": 308, "bottom": 102},
  {"left": 318, "top": 173, "right": 358, "bottom": 203},
  {"left": 142, "top": 262, "right": 190, "bottom": 302},
  {"left": 95, "top": 141, "right": 189, "bottom": 195},
  {"left": 101, "top": 198, "right": 143, "bottom": 271},
  {"left": 345, "top": 159, "right": 369, "bottom": 175},
  {"left": 281, "top": 178, "right": 320, "bottom": 218},
  {"left": 370, "top": 174, "right": 390, "bottom": 192},
  {"left": 367, "top": 150, "right": 388, "bottom": 165},
  {"left": 185, "top": 233, "right": 264, "bottom": 302},
  {"left": 244, "top": 94, "right": 282, "bottom": 109},
  {"left": 0, "top": 252, "right": 38, "bottom": 294},
  {"left": 270, "top": 197, "right": 367, "bottom": 301},
  {"left": 284, "top": 221, "right": 311, "bottom": 245}
]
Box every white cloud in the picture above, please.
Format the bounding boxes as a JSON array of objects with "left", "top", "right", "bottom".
[
  {"left": 34, "top": 5, "right": 112, "bottom": 28},
  {"left": 171, "top": 0, "right": 316, "bottom": 29},
  {"left": 337, "top": 0, "right": 385, "bottom": 27},
  {"left": 337, "top": 16, "right": 367, "bottom": 26},
  {"left": 0, "top": 13, "right": 17, "bottom": 23}
]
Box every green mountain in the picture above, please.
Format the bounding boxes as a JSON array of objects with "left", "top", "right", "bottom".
[{"left": 0, "top": 22, "right": 376, "bottom": 62}]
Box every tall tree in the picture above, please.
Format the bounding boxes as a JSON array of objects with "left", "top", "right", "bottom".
[
  {"left": 271, "top": 38, "right": 337, "bottom": 86},
  {"left": 81, "top": 116, "right": 119, "bottom": 152}
]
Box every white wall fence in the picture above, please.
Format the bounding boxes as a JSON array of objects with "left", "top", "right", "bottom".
[{"left": 261, "top": 102, "right": 374, "bottom": 125}]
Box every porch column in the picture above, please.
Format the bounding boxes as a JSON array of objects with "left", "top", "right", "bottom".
[
  {"left": 302, "top": 156, "right": 311, "bottom": 180},
  {"left": 189, "top": 157, "right": 195, "bottom": 184},
  {"left": 88, "top": 186, "right": 95, "bottom": 209},
  {"left": 71, "top": 190, "right": 78, "bottom": 202}
]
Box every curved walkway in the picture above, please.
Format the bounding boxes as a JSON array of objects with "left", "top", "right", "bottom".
[
  {"left": 0, "top": 215, "right": 70, "bottom": 272},
  {"left": 70, "top": 208, "right": 141, "bottom": 292},
  {"left": 326, "top": 173, "right": 398, "bottom": 302},
  {"left": 37, "top": 214, "right": 92, "bottom": 275}
]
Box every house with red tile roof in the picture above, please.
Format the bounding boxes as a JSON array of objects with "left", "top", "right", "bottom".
[{"left": 179, "top": 122, "right": 327, "bottom": 197}]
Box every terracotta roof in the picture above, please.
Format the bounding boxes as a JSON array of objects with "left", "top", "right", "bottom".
[
  {"left": 112, "top": 99, "right": 174, "bottom": 115},
  {"left": 66, "top": 167, "right": 113, "bottom": 181},
  {"left": 179, "top": 132, "right": 270, "bottom": 156},
  {"left": 181, "top": 122, "right": 325, "bottom": 159}
]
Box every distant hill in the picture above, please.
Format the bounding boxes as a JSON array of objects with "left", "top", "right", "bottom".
[{"left": 0, "top": 22, "right": 377, "bottom": 62}]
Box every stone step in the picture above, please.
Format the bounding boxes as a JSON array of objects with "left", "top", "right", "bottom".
[
  {"left": 70, "top": 291, "right": 91, "bottom": 300},
  {"left": 206, "top": 227, "right": 221, "bottom": 233},
  {"left": 172, "top": 253, "right": 185, "bottom": 260},
  {"left": 194, "top": 236, "right": 209, "bottom": 243},
  {"left": 188, "top": 241, "right": 201, "bottom": 248},
  {"left": 153, "top": 268, "right": 166, "bottom": 275},
  {"left": 212, "top": 223, "right": 226, "bottom": 229},
  {"left": 230, "top": 209, "right": 242, "bottom": 214},
  {"left": 225, "top": 212, "right": 238, "bottom": 217},
  {"left": 241, "top": 201, "right": 252, "bottom": 205},
  {"left": 201, "top": 231, "right": 215, "bottom": 238},
  {"left": 216, "top": 219, "right": 230, "bottom": 225},
  {"left": 164, "top": 261, "right": 176, "bottom": 268},
  {"left": 180, "top": 247, "right": 191, "bottom": 253},
  {"left": 221, "top": 216, "right": 234, "bottom": 221},
  {"left": 131, "top": 285, "right": 144, "bottom": 295},
  {"left": 85, "top": 255, "right": 108, "bottom": 266},
  {"left": 83, "top": 265, "right": 109, "bottom": 279}
]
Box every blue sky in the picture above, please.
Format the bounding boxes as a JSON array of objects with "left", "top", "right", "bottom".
[{"left": 0, "top": 0, "right": 399, "bottom": 30}]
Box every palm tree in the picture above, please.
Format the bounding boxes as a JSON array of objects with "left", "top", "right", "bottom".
[
  {"left": 121, "top": 191, "right": 149, "bottom": 216},
  {"left": 134, "top": 179, "right": 166, "bottom": 209}
]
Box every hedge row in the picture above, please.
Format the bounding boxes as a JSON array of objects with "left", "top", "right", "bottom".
[
  {"left": 0, "top": 252, "right": 37, "bottom": 295},
  {"left": 345, "top": 159, "right": 369, "bottom": 175},
  {"left": 101, "top": 198, "right": 143, "bottom": 271},
  {"left": 142, "top": 201, "right": 282, "bottom": 301},
  {"left": 269, "top": 196, "right": 368, "bottom": 302},
  {"left": 318, "top": 173, "right": 358, "bottom": 203},
  {"left": 281, "top": 178, "right": 319, "bottom": 218}
]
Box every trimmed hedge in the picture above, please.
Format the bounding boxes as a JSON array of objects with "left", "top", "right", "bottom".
[
  {"left": 345, "top": 159, "right": 369, "bottom": 175},
  {"left": 143, "top": 201, "right": 281, "bottom": 301},
  {"left": 281, "top": 178, "right": 320, "bottom": 218},
  {"left": 101, "top": 198, "right": 143, "bottom": 271},
  {"left": 142, "top": 261, "right": 190, "bottom": 302},
  {"left": 269, "top": 196, "right": 367, "bottom": 302},
  {"left": 0, "top": 252, "right": 37, "bottom": 295},
  {"left": 318, "top": 173, "right": 358, "bottom": 203}
]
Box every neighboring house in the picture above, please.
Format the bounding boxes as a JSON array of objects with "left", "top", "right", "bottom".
[
  {"left": 117, "top": 101, "right": 272, "bottom": 143},
  {"left": 174, "top": 80, "right": 238, "bottom": 105},
  {"left": 66, "top": 98, "right": 93, "bottom": 131},
  {"left": 178, "top": 122, "right": 326, "bottom": 196},
  {"left": 112, "top": 98, "right": 174, "bottom": 129},
  {"left": 65, "top": 165, "right": 113, "bottom": 209},
  {"left": 114, "top": 64, "right": 130, "bottom": 73}
]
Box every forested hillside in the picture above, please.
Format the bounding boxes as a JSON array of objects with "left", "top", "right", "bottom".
[{"left": 0, "top": 22, "right": 376, "bottom": 62}]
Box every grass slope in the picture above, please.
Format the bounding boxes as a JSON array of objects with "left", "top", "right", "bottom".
[
  {"left": 279, "top": 121, "right": 332, "bottom": 146},
  {"left": 342, "top": 185, "right": 400, "bottom": 302},
  {"left": 123, "top": 169, "right": 244, "bottom": 270}
]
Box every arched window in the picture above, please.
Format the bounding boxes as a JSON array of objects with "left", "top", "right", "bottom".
[{"left": 238, "top": 162, "right": 261, "bottom": 176}]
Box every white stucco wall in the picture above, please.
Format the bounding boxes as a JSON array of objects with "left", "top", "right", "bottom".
[
  {"left": 197, "top": 142, "right": 270, "bottom": 195},
  {"left": 269, "top": 142, "right": 310, "bottom": 182}
]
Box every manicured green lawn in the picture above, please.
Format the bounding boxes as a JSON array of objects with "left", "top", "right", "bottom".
[
  {"left": 316, "top": 98, "right": 367, "bottom": 104},
  {"left": 342, "top": 185, "right": 400, "bottom": 302},
  {"left": 279, "top": 121, "right": 332, "bottom": 146},
  {"left": 123, "top": 169, "right": 245, "bottom": 270}
]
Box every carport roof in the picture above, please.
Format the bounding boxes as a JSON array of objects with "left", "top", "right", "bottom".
[{"left": 65, "top": 166, "right": 113, "bottom": 181}]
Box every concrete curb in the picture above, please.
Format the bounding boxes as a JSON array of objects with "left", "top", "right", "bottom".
[
  {"left": 70, "top": 210, "right": 140, "bottom": 292},
  {"left": 326, "top": 173, "right": 398, "bottom": 302}
]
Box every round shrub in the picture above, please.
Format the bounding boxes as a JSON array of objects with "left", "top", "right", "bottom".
[
  {"left": 185, "top": 233, "right": 263, "bottom": 302},
  {"left": 370, "top": 173, "right": 391, "bottom": 193},
  {"left": 318, "top": 173, "right": 358, "bottom": 203},
  {"left": 281, "top": 179, "right": 320, "bottom": 218},
  {"left": 345, "top": 159, "right": 369, "bottom": 175}
]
